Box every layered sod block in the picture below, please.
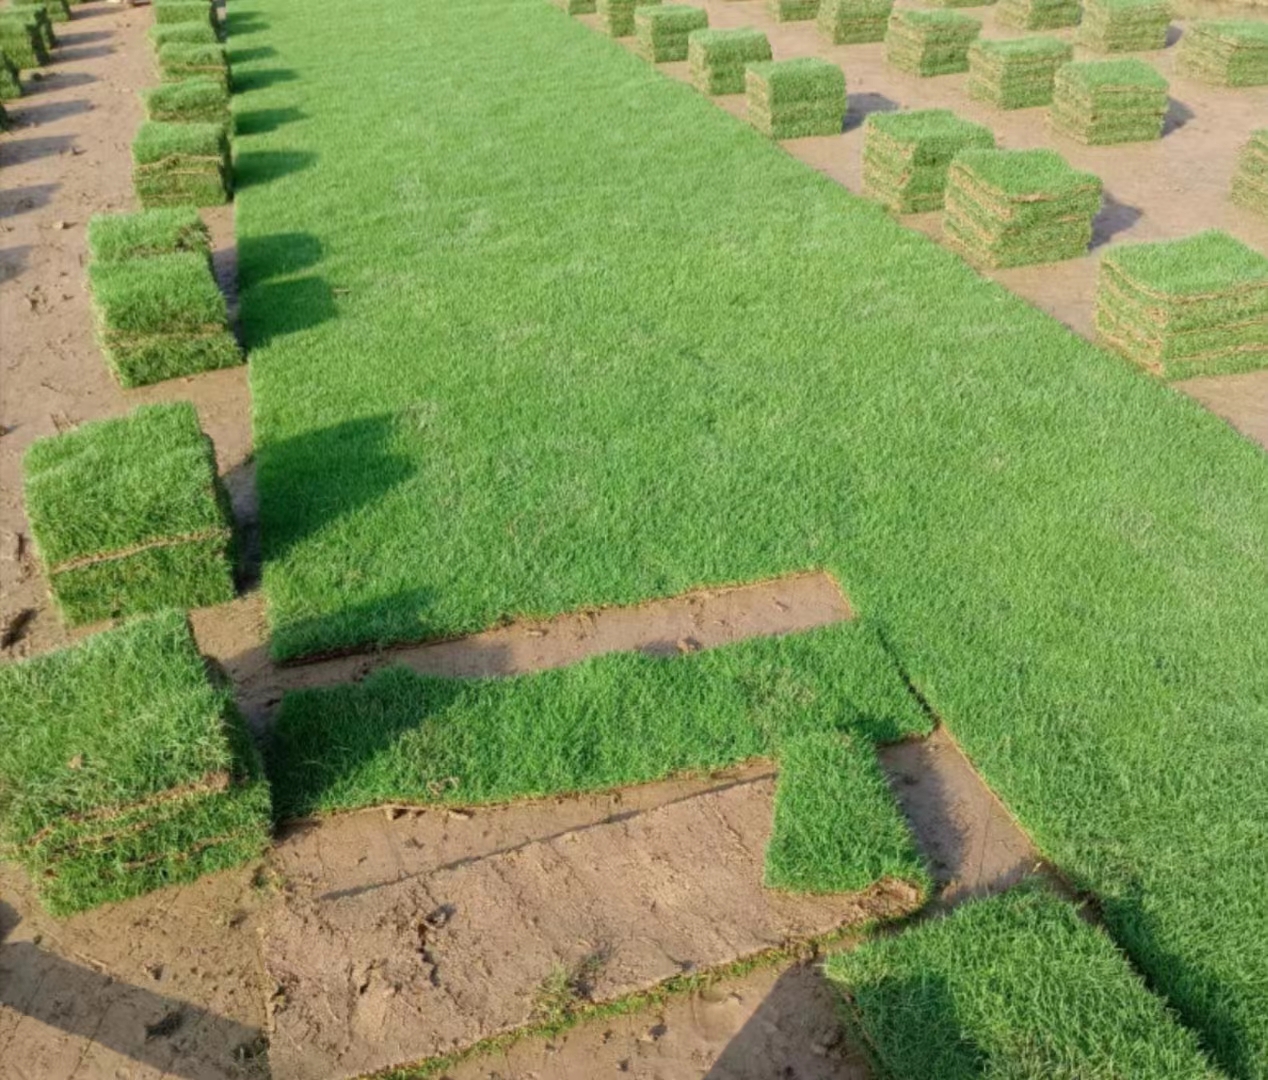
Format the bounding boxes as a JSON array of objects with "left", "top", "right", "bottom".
[
  {"left": 0, "top": 54, "right": 20, "bottom": 101},
  {"left": 2, "top": 5, "right": 55, "bottom": 53},
  {"left": 967, "top": 35, "right": 1073, "bottom": 109},
  {"left": 1049, "top": 58, "right": 1169, "bottom": 145},
  {"left": 0, "top": 611, "right": 271, "bottom": 916},
  {"left": 132, "top": 119, "right": 230, "bottom": 207},
  {"left": 827, "top": 885, "right": 1221, "bottom": 1080},
  {"left": 1095, "top": 230, "right": 1268, "bottom": 379},
  {"left": 863, "top": 108, "right": 995, "bottom": 212},
  {"left": 0, "top": 13, "right": 49, "bottom": 70},
  {"left": 944, "top": 148, "right": 1102, "bottom": 268},
  {"left": 997, "top": 0, "right": 1081, "bottom": 30},
  {"left": 149, "top": 20, "right": 220, "bottom": 48},
  {"left": 817, "top": 0, "right": 893, "bottom": 44},
  {"left": 634, "top": 4, "right": 708, "bottom": 63},
  {"left": 1178, "top": 20, "right": 1268, "bottom": 88},
  {"left": 1232, "top": 129, "right": 1268, "bottom": 218},
  {"left": 23, "top": 403, "right": 236, "bottom": 623},
  {"left": 746, "top": 57, "right": 846, "bottom": 139},
  {"left": 1078, "top": 0, "right": 1172, "bottom": 52},
  {"left": 597, "top": 0, "right": 660, "bottom": 38},
  {"left": 12, "top": 0, "right": 70, "bottom": 24},
  {"left": 551, "top": 0, "right": 597, "bottom": 13},
  {"left": 768, "top": 0, "right": 820, "bottom": 22},
  {"left": 152, "top": 0, "right": 218, "bottom": 29},
  {"left": 87, "top": 205, "right": 211, "bottom": 264},
  {"left": 158, "top": 43, "right": 230, "bottom": 89},
  {"left": 88, "top": 252, "right": 241, "bottom": 387},
  {"left": 884, "top": 10, "right": 981, "bottom": 77},
  {"left": 142, "top": 76, "right": 231, "bottom": 126},
  {"left": 688, "top": 27, "right": 772, "bottom": 94}
]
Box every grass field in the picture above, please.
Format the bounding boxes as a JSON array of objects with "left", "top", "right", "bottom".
[{"left": 234, "top": 0, "right": 1268, "bottom": 1072}]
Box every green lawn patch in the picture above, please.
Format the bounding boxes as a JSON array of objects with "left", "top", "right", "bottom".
[
  {"left": 1179, "top": 20, "right": 1268, "bottom": 87},
  {"left": 1078, "top": 0, "right": 1172, "bottom": 52},
  {"left": 0, "top": 611, "right": 270, "bottom": 915},
  {"left": 132, "top": 119, "right": 230, "bottom": 206},
  {"left": 688, "top": 27, "right": 772, "bottom": 94},
  {"left": 634, "top": 4, "right": 707, "bottom": 63},
  {"left": 158, "top": 42, "right": 229, "bottom": 88},
  {"left": 1232, "top": 129, "right": 1268, "bottom": 218},
  {"left": 1049, "top": 58, "right": 1169, "bottom": 145},
  {"left": 597, "top": 0, "right": 659, "bottom": 38},
  {"left": 87, "top": 206, "right": 210, "bottom": 263},
  {"left": 827, "top": 884, "right": 1221, "bottom": 1079},
  {"left": 0, "top": 13, "right": 49, "bottom": 70},
  {"left": 967, "top": 35, "right": 1073, "bottom": 109},
  {"left": 884, "top": 9, "right": 981, "bottom": 77},
  {"left": 863, "top": 108, "right": 995, "bottom": 213},
  {"left": 817, "top": 0, "right": 892, "bottom": 44},
  {"left": 997, "top": 0, "right": 1080, "bottom": 28},
  {"left": 745, "top": 57, "right": 846, "bottom": 139},
  {"left": 142, "top": 75, "right": 231, "bottom": 125}
]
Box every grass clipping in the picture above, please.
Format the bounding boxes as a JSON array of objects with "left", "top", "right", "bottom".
[
  {"left": 0, "top": 611, "right": 271, "bottom": 916},
  {"left": 967, "top": 35, "right": 1073, "bottom": 109},
  {"left": 817, "top": 0, "right": 893, "bottom": 44},
  {"left": 863, "top": 108, "right": 995, "bottom": 213},
  {"left": 1049, "top": 58, "right": 1169, "bottom": 145},
  {"left": 884, "top": 10, "right": 982, "bottom": 77},
  {"left": 1232, "top": 128, "right": 1268, "bottom": 219},
  {"left": 746, "top": 57, "right": 846, "bottom": 139},
  {"left": 1178, "top": 20, "right": 1268, "bottom": 88},
  {"left": 634, "top": 4, "right": 708, "bottom": 63},
  {"left": 1077, "top": 0, "right": 1172, "bottom": 52}
]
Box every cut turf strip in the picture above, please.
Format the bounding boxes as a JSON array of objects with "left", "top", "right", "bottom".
[
  {"left": 237, "top": 1, "right": 1268, "bottom": 1069},
  {"left": 1232, "top": 128, "right": 1268, "bottom": 219},
  {"left": 827, "top": 884, "right": 1221, "bottom": 1079}
]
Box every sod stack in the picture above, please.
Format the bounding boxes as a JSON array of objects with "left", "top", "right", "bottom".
[
  {"left": 1178, "top": 20, "right": 1268, "bottom": 87},
  {"left": 635, "top": 4, "right": 708, "bottom": 62},
  {"left": 0, "top": 11, "right": 49, "bottom": 69},
  {"left": 0, "top": 611, "right": 271, "bottom": 916},
  {"left": 944, "top": 147, "right": 1103, "bottom": 267},
  {"left": 142, "top": 76, "right": 230, "bottom": 125},
  {"left": 158, "top": 42, "right": 229, "bottom": 89},
  {"left": 552, "top": 0, "right": 597, "bottom": 13},
  {"left": 997, "top": 0, "right": 1081, "bottom": 29},
  {"left": 863, "top": 108, "right": 995, "bottom": 213},
  {"left": 746, "top": 58, "right": 846, "bottom": 139},
  {"left": 817, "top": 0, "right": 893, "bottom": 44},
  {"left": 1095, "top": 230, "right": 1268, "bottom": 378},
  {"left": 153, "top": 0, "right": 218, "bottom": 30},
  {"left": 0, "top": 54, "right": 19, "bottom": 100},
  {"left": 12, "top": 0, "right": 69, "bottom": 24},
  {"left": 87, "top": 204, "right": 211, "bottom": 263},
  {"left": 688, "top": 27, "right": 773, "bottom": 94},
  {"left": 2, "top": 5, "right": 54, "bottom": 53},
  {"left": 598, "top": 0, "right": 661, "bottom": 37},
  {"left": 24, "top": 403, "right": 237, "bottom": 621},
  {"left": 1078, "top": 0, "right": 1172, "bottom": 52},
  {"left": 150, "top": 20, "right": 219, "bottom": 48},
  {"left": 768, "top": 0, "right": 820, "bottom": 22},
  {"left": 885, "top": 10, "right": 981, "bottom": 77},
  {"left": 1232, "top": 129, "right": 1268, "bottom": 218},
  {"left": 132, "top": 119, "right": 230, "bottom": 206},
  {"left": 967, "top": 36, "right": 1073, "bottom": 109},
  {"left": 1049, "top": 58, "right": 1169, "bottom": 144}
]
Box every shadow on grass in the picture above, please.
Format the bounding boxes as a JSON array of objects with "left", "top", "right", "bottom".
[
  {"left": 229, "top": 44, "right": 277, "bottom": 64},
  {"left": 223, "top": 9, "right": 269, "bottom": 36},
  {"left": 234, "top": 104, "right": 304, "bottom": 136},
  {"left": 232, "top": 148, "right": 315, "bottom": 189},
  {"left": 239, "top": 231, "right": 323, "bottom": 282},
  {"left": 239, "top": 274, "right": 336, "bottom": 349},
  {"left": 232, "top": 67, "right": 297, "bottom": 93}
]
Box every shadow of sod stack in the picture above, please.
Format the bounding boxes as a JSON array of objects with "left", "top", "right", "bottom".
[{"left": 1177, "top": 20, "right": 1268, "bottom": 88}]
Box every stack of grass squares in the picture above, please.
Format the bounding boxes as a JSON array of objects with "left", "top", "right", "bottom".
[
  {"left": 0, "top": 10, "right": 50, "bottom": 70},
  {"left": 598, "top": 0, "right": 660, "bottom": 37},
  {"left": 968, "top": 36, "right": 1073, "bottom": 108},
  {"left": 864, "top": 108, "right": 995, "bottom": 212},
  {"left": 768, "top": 0, "right": 820, "bottom": 22},
  {"left": 143, "top": 76, "right": 230, "bottom": 125},
  {"left": 1096, "top": 230, "right": 1268, "bottom": 378},
  {"left": 1178, "top": 20, "right": 1268, "bottom": 87},
  {"left": 945, "top": 148, "right": 1103, "bottom": 267},
  {"left": 997, "top": 0, "right": 1081, "bottom": 30},
  {"left": 12, "top": 0, "right": 70, "bottom": 25},
  {"left": 0, "top": 611, "right": 270, "bottom": 916},
  {"left": 688, "top": 27, "right": 773, "bottom": 94},
  {"left": 0, "top": 54, "right": 19, "bottom": 101},
  {"left": 87, "top": 206, "right": 240, "bottom": 387},
  {"left": 635, "top": 4, "right": 708, "bottom": 62},
  {"left": 885, "top": 10, "right": 981, "bottom": 77},
  {"left": 1232, "top": 130, "right": 1268, "bottom": 218},
  {"left": 1078, "top": 0, "right": 1172, "bottom": 52},
  {"left": 817, "top": 0, "right": 893, "bottom": 44},
  {"left": 153, "top": 0, "right": 219, "bottom": 31},
  {"left": 150, "top": 19, "right": 219, "bottom": 48},
  {"left": 746, "top": 58, "right": 846, "bottom": 138},
  {"left": 1050, "top": 59, "right": 1169, "bottom": 144},
  {"left": 159, "top": 43, "right": 229, "bottom": 88},
  {"left": 132, "top": 120, "right": 230, "bottom": 206}
]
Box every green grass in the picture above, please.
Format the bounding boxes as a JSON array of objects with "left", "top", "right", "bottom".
[
  {"left": 158, "top": 42, "right": 229, "bottom": 88},
  {"left": 0, "top": 611, "right": 271, "bottom": 915},
  {"left": 132, "top": 119, "right": 230, "bottom": 207},
  {"left": 149, "top": 20, "right": 220, "bottom": 48},
  {"left": 827, "top": 884, "right": 1222, "bottom": 1079},
  {"left": 143, "top": 76, "right": 231, "bottom": 125},
  {"left": 87, "top": 206, "right": 211, "bottom": 263},
  {"left": 153, "top": 0, "right": 216, "bottom": 27},
  {"left": 237, "top": 0, "right": 1268, "bottom": 1072}
]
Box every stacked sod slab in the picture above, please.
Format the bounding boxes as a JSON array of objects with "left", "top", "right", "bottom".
[
  {"left": 132, "top": 120, "right": 230, "bottom": 206},
  {"left": 0, "top": 54, "right": 20, "bottom": 102},
  {"left": 967, "top": 36, "right": 1073, "bottom": 109},
  {"left": 12, "top": 0, "right": 70, "bottom": 23},
  {"left": 1078, "top": 0, "right": 1172, "bottom": 52},
  {"left": 1095, "top": 230, "right": 1268, "bottom": 378},
  {"left": 885, "top": 10, "right": 981, "bottom": 77},
  {"left": 0, "top": 612, "right": 270, "bottom": 916},
  {"left": 997, "top": 0, "right": 1081, "bottom": 30},
  {"left": 1178, "top": 20, "right": 1268, "bottom": 87},
  {"left": 2, "top": 4, "right": 55, "bottom": 55},
  {"left": 143, "top": 77, "right": 230, "bottom": 126},
  {"left": 1232, "top": 129, "right": 1268, "bottom": 218},
  {"left": 768, "top": 0, "right": 819, "bottom": 22},
  {"left": 746, "top": 58, "right": 846, "bottom": 139},
  {"left": 635, "top": 4, "right": 707, "bottom": 63},
  {"left": 944, "top": 148, "right": 1103, "bottom": 268},
  {"left": 817, "top": 0, "right": 892, "bottom": 44},
  {"left": 598, "top": 0, "right": 660, "bottom": 37},
  {"left": 1050, "top": 59, "right": 1169, "bottom": 144},
  {"left": 0, "top": 9, "right": 50, "bottom": 72},
  {"left": 689, "top": 27, "right": 772, "bottom": 94},
  {"left": 863, "top": 109, "right": 995, "bottom": 213}
]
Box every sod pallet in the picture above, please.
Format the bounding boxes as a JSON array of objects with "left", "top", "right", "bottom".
[
  {"left": 1049, "top": 58, "right": 1169, "bottom": 144},
  {"left": 997, "top": 0, "right": 1081, "bottom": 29},
  {"left": 87, "top": 206, "right": 210, "bottom": 264},
  {"left": 12, "top": 0, "right": 70, "bottom": 24},
  {"left": 24, "top": 403, "right": 237, "bottom": 622},
  {"left": 768, "top": 0, "right": 820, "bottom": 22},
  {"left": 967, "top": 35, "right": 1073, "bottom": 109},
  {"left": 0, "top": 12, "right": 49, "bottom": 69},
  {"left": 1095, "top": 230, "right": 1268, "bottom": 378},
  {"left": 149, "top": 20, "right": 220, "bottom": 48},
  {"left": 1078, "top": 0, "right": 1172, "bottom": 52},
  {"left": 863, "top": 108, "right": 995, "bottom": 213},
  {"left": 884, "top": 10, "right": 981, "bottom": 77},
  {"left": 688, "top": 27, "right": 772, "bottom": 94},
  {"left": 944, "top": 147, "right": 1103, "bottom": 267},
  {"left": 817, "top": 0, "right": 893, "bottom": 44},
  {"left": 132, "top": 119, "right": 230, "bottom": 207},
  {"left": 746, "top": 57, "right": 846, "bottom": 139},
  {"left": 1178, "top": 20, "right": 1268, "bottom": 87},
  {"left": 0, "top": 611, "right": 270, "bottom": 916},
  {"left": 1232, "top": 129, "right": 1268, "bottom": 218},
  {"left": 88, "top": 251, "right": 241, "bottom": 387},
  {"left": 597, "top": 0, "right": 660, "bottom": 37},
  {"left": 634, "top": 4, "right": 707, "bottom": 62},
  {"left": 0, "top": 54, "right": 19, "bottom": 100},
  {"left": 142, "top": 75, "right": 230, "bottom": 125},
  {"left": 551, "top": 0, "right": 597, "bottom": 12},
  {"left": 158, "top": 42, "right": 229, "bottom": 89}
]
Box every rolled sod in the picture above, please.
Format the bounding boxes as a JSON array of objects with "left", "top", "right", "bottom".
[
  {"left": 688, "top": 27, "right": 772, "bottom": 94},
  {"left": 1078, "top": 0, "right": 1172, "bottom": 52},
  {"left": 944, "top": 147, "right": 1103, "bottom": 268},
  {"left": 863, "top": 108, "right": 995, "bottom": 213},
  {"left": 88, "top": 251, "right": 241, "bottom": 387},
  {"left": 0, "top": 13, "right": 50, "bottom": 69},
  {"left": 817, "top": 0, "right": 893, "bottom": 44},
  {"left": 152, "top": 0, "right": 217, "bottom": 28},
  {"left": 0, "top": 611, "right": 271, "bottom": 916},
  {"left": 23, "top": 403, "right": 236, "bottom": 624},
  {"left": 1178, "top": 20, "right": 1268, "bottom": 87},
  {"left": 884, "top": 10, "right": 981, "bottom": 77},
  {"left": 997, "top": 0, "right": 1080, "bottom": 29},
  {"left": 768, "top": 0, "right": 820, "bottom": 22},
  {"left": 142, "top": 76, "right": 230, "bottom": 126},
  {"left": 0, "top": 54, "right": 20, "bottom": 101},
  {"left": 1095, "top": 230, "right": 1268, "bottom": 379},
  {"left": 12, "top": 0, "right": 70, "bottom": 24},
  {"left": 158, "top": 42, "right": 229, "bottom": 90},
  {"left": 149, "top": 20, "right": 220, "bottom": 48},
  {"left": 1049, "top": 58, "right": 1169, "bottom": 145},
  {"left": 551, "top": 0, "right": 597, "bottom": 12},
  {"left": 827, "top": 885, "right": 1222, "bottom": 1080},
  {"left": 967, "top": 36, "right": 1073, "bottom": 109},
  {"left": 87, "top": 206, "right": 210, "bottom": 264},
  {"left": 746, "top": 57, "right": 846, "bottom": 139},
  {"left": 634, "top": 4, "right": 707, "bottom": 62},
  {"left": 1232, "top": 129, "right": 1268, "bottom": 219},
  {"left": 597, "top": 0, "right": 661, "bottom": 38},
  {"left": 132, "top": 119, "right": 230, "bottom": 207}
]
